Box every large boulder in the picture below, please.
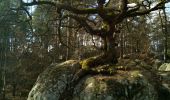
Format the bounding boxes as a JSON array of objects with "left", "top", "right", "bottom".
[
  {"left": 27, "top": 60, "right": 81, "bottom": 100},
  {"left": 157, "top": 71, "right": 170, "bottom": 100},
  {"left": 73, "top": 71, "right": 157, "bottom": 100},
  {"left": 27, "top": 60, "right": 160, "bottom": 100}
]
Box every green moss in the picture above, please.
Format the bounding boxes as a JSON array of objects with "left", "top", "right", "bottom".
[
  {"left": 79, "top": 56, "right": 116, "bottom": 75},
  {"left": 101, "top": 21, "right": 110, "bottom": 31},
  {"left": 130, "top": 71, "right": 143, "bottom": 78},
  {"left": 80, "top": 57, "right": 96, "bottom": 70},
  {"left": 108, "top": 67, "right": 115, "bottom": 74}
]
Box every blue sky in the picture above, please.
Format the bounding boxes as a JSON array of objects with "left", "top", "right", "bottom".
[{"left": 165, "top": 3, "right": 170, "bottom": 15}]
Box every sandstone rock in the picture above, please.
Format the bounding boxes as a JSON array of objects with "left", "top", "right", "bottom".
[
  {"left": 27, "top": 60, "right": 158, "bottom": 100},
  {"left": 157, "top": 77, "right": 170, "bottom": 100},
  {"left": 159, "top": 63, "right": 170, "bottom": 71},
  {"left": 73, "top": 71, "right": 157, "bottom": 100},
  {"left": 27, "top": 60, "right": 80, "bottom": 100}
]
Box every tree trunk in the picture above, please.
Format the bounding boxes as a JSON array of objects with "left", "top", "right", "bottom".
[
  {"left": 163, "top": 8, "right": 168, "bottom": 62},
  {"left": 66, "top": 25, "right": 70, "bottom": 60},
  {"left": 159, "top": 8, "right": 168, "bottom": 62},
  {"left": 12, "top": 83, "right": 16, "bottom": 97},
  {"left": 103, "top": 34, "right": 118, "bottom": 63}
]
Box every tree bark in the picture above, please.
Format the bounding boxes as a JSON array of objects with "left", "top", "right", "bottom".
[{"left": 105, "top": 34, "right": 118, "bottom": 63}]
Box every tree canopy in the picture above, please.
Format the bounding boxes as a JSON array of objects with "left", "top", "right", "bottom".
[{"left": 19, "top": 0, "right": 168, "bottom": 64}]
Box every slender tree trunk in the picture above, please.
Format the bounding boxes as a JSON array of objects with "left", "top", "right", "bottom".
[
  {"left": 2, "top": 38, "right": 7, "bottom": 100},
  {"left": 66, "top": 24, "right": 70, "bottom": 60},
  {"left": 12, "top": 83, "right": 16, "bottom": 97},
  {"left": 103, "top": 37, "right": 107, "bottom": 51},
  {"left": 159, "top": 8, "right": 168, "bottom": 62},
  {"left": 163, "top": 8, "right": 168, "bottom": 62},
  {"left": 120, "top": 32, "right": 124, "bottom": 58}
]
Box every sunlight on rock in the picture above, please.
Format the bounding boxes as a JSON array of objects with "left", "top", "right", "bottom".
[
  {"left": 159, "top": 63, "right": 170, "bottom": 71},
  {"left": 87, "top": 82, "right": 93, "bottom": 88},
  {"left": 127, "top": 3, "right": 137, "bottom": 8},
  {"left": 59, "top": 60, "right": 77, "bottom": 66},
  {"left": 130, "top": 71, "right": 143, "bottom": 78}
]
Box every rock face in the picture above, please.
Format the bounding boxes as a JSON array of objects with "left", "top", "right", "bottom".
[
  {"left": 27, "top": 60, "right": 80, "bottom": 100},
  {"left": 159, "top": 63, "right": 170, "bottom": 71},
  {"left": 73, "top": 71, "right": 157, "bottom": 100},
  {"left": 27, "top": 60, "right": 161, "bottom": 100}
]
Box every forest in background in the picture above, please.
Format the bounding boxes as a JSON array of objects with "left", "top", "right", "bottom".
[{"left": 0, "top": 0, "right": 170, "bottom": 99}]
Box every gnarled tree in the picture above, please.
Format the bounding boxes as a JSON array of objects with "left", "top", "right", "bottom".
[{"left": 20, "top": 0, "right": 168, "bottom": 66}]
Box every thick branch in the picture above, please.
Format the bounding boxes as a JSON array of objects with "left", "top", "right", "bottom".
[
  {"left": 127, "top": 4, "right": 140, "bottom": 14},
  {"left": 21, "top": 0, "right": 98, "bottom": 14},
  {"left": 117, "top": 0, "right": 128, "bottom": 22},
  {"left": 120, "top": 0, "right": 128, "bottom": 14},
  {"left": 21, "top": 0, "right": 120, "bottom": 15},
  {"left": 105, "top": 0, "right": 111, "bottom": 7},
  {"left": 21, "top": 0, "right": 56, "bottom": 6},
  {"left": 126, "top": 0, "right": 166, "bottom": 17}
]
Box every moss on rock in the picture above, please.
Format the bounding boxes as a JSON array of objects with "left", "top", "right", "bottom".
[
  {"left": 73, "top": 70, "right": 157, "bottom": 100},
  {"left": 80, "top": 57, "right": 96, "bottom": 70},
  {"left": 28, "top": 59, "right": 170, "bottom": 100}
]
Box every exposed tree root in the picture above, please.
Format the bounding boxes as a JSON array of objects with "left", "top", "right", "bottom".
[
  {"left": 58, "top": 56, "right": 117, "bottom": 100},
  {"left": 59, "top": 57, "right": 170, "bottom": 100},
  {"left": 80, "top": 53, "right": 117, "bottom": 70}
]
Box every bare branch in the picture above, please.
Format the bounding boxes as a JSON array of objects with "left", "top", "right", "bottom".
[
  {"left": 21, "top": 0, "right": 121, "bottom": 15},
  {"left": 21, "top": 0, "right": 56, "bottom": 6},
  {"left": 127, "top": 4, "right": 140, "bottom": 14},
  {"left": 20, "top": 7, "right": 32, "bottom": 20},
  {"left": 126, "top": 0, "right": 166, "bottom": 17},
  {"left": 57, "top": 13, "right": 73, "bottom": 49},
  {"left": 21, "top": 0, "right": 97, "bottom": 14},
  {"left": 62, "top": 14, "right": 106, "bottom": 37},
  {"left": 105, "top": 0, "right": 111, "bottom": 7}
]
